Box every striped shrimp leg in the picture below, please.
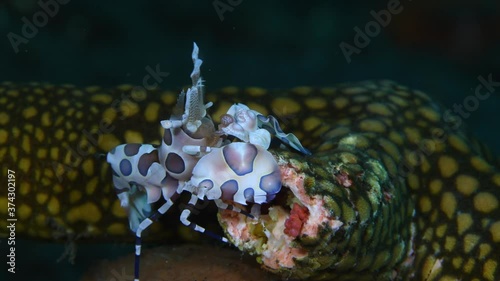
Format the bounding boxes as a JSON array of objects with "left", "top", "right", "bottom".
[{"left": 107, "top": 143, "right": 180, "bottom": 281}]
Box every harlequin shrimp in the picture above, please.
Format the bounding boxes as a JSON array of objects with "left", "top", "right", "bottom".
[{"left": 106, "top": 43, "right": 310, "bottom": 281}]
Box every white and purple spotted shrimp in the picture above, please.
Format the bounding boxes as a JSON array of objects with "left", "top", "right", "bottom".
[
  {"left": 189, "top": 142, "right": 282, "bottom": 212},
  {"left": 106, "top": 42, "right": 310, "bottom": 281}
]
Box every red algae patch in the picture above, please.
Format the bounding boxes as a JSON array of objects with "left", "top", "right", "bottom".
[
  {"left": 219, "top": 158, "right": 343, "bottom": 273},
  {"left": 81, "top": 244, "right": 275, "bottom": 281},
  {"left": 279, "top": 163, "right": 343, "bottom": 237},
  {"left": 284, "top": 203, "right": 309, "bottom": 238}
]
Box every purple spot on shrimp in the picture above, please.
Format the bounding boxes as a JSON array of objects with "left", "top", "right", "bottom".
[
  {"left": 163, "top": 129, "right": 173, "bottom": 146},
  {"left": 259, "top": 170, "right": 282, "bottom": 195},
  {"left": 223, "top": 143, "right": 257, "bottom": 176},
  {"left": 166, "top": 153, "right": 185, "bottom": 174},
  {"left": 219, "top": 114, "right": 234, "bottom": 128},
  {"left": 138, "top": 150, "right": 159, "bottom": 177},
  {"left": 124, "top": 143, "right": 141, "bottom": 156},
  {"left": 266, "top": 194, "right": 276, "bottom": 201},
  {"left": 220, "top": 180, "right": 238, "bottom": 201},
  {"left": 119, "top": 159, "right": 132, "bottom": 176},
  {"left": 244, "top": 188, "right": 255, "bottom": 202},
  {"left": 199, "top": 179, "right": 214, "bottom": 190}
]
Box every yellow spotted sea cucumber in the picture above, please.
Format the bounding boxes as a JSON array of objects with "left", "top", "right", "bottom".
[{"left": 0, "top": 80, "right": 499, "bottom": 280}]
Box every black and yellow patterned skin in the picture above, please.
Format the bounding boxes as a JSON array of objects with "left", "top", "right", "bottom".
[{"left": 0, "top": 80, "right": 499, "bottom": 280}]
